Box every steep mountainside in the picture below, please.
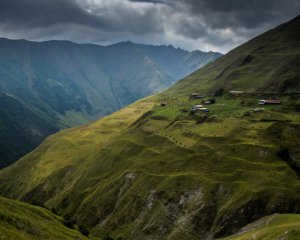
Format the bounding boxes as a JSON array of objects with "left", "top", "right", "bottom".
[
  {"left": 0, "top": 93, "right": 58, "bottom": 168},
  {"left": 0, "top": 16, "right": 299, "bottom": 240},
  {"left": 0, "top": 196, "right": 96, "bottom": 239},
  {"left": 167, "top": 15, "right": 300, "bottom": 95},
  {"left": 223, "top": 214, "right": 300, "bottom": 240},
  {"left": 0, "top": 39, "right": 221, "bottom": 168},
  {"left": 133, "top": 43, "right": 221, "bottom": 80}
]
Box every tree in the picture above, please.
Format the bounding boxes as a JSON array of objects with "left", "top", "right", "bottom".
[{"left": 215, "top": 87, "right": 224, "bottom": 97}]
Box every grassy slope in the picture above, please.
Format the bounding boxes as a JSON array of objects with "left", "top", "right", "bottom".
[
  {"left": 0, "top": 16, "right": 299, "bottom": 240},
  {"left": 223, "top": 214, "right": 300, "bottom": 240},
  {"left": 0, "top": 196, "right": 96, "bottom": 239},
  {"left": 0, "top": 90, "right": 299, "bottom": 240},
  {"left": 167, "top": 15, "right": 300, "bottom": 96}
]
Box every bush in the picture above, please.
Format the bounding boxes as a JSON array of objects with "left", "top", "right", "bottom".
[
  {"left": 215, "top": 87, "right": 224, "bottom": 97},
  {"left": 64, "top": 220, "right": 75, "bottom": 229},
  {"left": 103, "top": 236, "right": 114, "bottom": 240},
  {"left": 63, "top": 216, "right": 76, "bottom": 229},
  {"left": 79, "top": 226, "right": 90, "bottom": 236},
  {"left": 50, "top": 208, "right": 58, "bottom": 215},
  {"left": 209, "top": 98, "right": 216, "bottom": 104}
]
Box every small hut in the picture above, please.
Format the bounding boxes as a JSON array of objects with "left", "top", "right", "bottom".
[
  {"left": 258, "top": 100, "right": 281, "bottom": 105},
  {"left": 190, "top": 93, "right": 198, "bottom": 98}
]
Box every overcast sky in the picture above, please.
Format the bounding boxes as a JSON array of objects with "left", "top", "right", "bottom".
[{"left": 0, "top": 0, "right": 299, "bottom": 53}]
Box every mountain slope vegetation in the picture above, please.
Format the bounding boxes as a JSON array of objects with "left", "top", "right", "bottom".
[
  {"left": 0, "top": 38, "right": 221, "bottom": 168},
  {"left": 0, "top": 196, "right": 96, "bottom": 239},
  {"left": 167, "top": 15, "right": 300, "bottom": 95},
  {"left": 0, "top": 16, "right": 299, "bottom": 240},
  {"left": 223, "top": 214, "right": 300, "bottom": 240}
]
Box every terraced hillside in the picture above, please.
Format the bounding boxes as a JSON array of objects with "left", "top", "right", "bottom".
[
  {"left": 0, "top": 16, "right": 299, "bottom": 240},
  {"left": 0, "top": 196, "right": 96, "bottom": 239}
]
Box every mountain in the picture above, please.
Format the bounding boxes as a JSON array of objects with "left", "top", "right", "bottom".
[
  {"left": 127, "top": 42, "right": 221, "bottom": 81},
  {"left": 223, "top": 214, "right": 300, "bottom": 240},
  {"left": 167, "top": 15, "right": 300, "bottom": 95},
  {"left": 0, "top": 196, "right": 96, "bottom": 239},
  {"left": 0, "top": 92, "right": 59, "bottom": 168},
  {"left": 0, "top": 39, "right": 221, "bottom": 168},
  {"left": 0, "top": 16, "right": 299, "bottom": 240}
]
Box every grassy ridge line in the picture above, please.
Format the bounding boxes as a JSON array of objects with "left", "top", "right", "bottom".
[
  {"left": 0, "top": 96, "right": 158, "bottom": 199},
  {"left": 222, "top": 214, "right": 300, "bottom": 240},
  {"left": 165, "top": 15, "right": 300, "bottom": 96},
  {"left": 0, "top": 196, "right": 97, "bottom": 239}
]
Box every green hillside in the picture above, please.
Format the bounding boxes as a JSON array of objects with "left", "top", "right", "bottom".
[
  {"left": 0, "top": 196, "right": 96, "bottom": 239},
  {"left": 223, "top": 214, "right": 300, "bottom": 240},
  {"left": 167, "top": 15, "right": 300, "bottom": 96},
  {"left": 0, "top": 16, "right": 299, "bottom": 240},
  {"left": 0, "top": 39, "right": 221, "bottom": 168}
]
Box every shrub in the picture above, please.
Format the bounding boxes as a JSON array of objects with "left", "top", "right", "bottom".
[
  {"left": 79, "top": 226, "right": 90, "bottom": 236},
  {"left": 215, "top": 87, "right": 224, "bottom": 97},
  {"left": 103, "top": 236, "right": 114, "bottom": 240}
]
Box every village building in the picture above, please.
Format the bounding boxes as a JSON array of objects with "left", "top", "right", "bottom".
[
  {"left": 193, "top": 104, "right": 204, "bottom": 108},
  {"left": 192, "top": 105, "right": 209, "bottom": 112},
  {"left": 258, "top": 99, "right": 281, "bottom": 105},
  {"left": 199, "top": 107, "right": 209, "bottom": 112},
  {"left": 253, "top": 108, "right": 264, "bottom": 112},
  {"left": 190, "top": 93, "right": 205, "bottom": 99},
  {"left": 202, "top": 98, "right": 216, "bottom": 105},
  {"left": 195, "top": 95, "right": 205, "bottom": 99},
  {"left": 229, "top": 90, "right": 244, "bottom": 95}
]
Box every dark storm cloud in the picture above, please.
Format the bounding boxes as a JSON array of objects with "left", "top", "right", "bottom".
[
  {"left": 0, "top": 0, "right": 94, "bottom": 27},
  {"left": 0, "top": 0, "right": 299, "bottom": 53},
  {"left": 0, "top": 0, "right": 163, "bottom": 34},
  {"left": 172, "top": 0, "right": 300, "bottom": 29}
]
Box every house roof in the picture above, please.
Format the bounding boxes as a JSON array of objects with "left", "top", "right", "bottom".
[
  {"left": 259, "top": 99, "right": 281, "bottom": 103},
  {"left": 265, "top": 100, "right": 281, "bottom": 103},
  {"left": 229, "top": 90, "right": 244, "bottom": 93}
]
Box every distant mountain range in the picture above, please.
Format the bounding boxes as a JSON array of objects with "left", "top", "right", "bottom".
[{"left": 0, "top": 39, "right": 221, "bottom": 168}]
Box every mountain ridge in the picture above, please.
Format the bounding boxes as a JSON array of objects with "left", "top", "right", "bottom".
[
  {"left": 0, "top": 38, "right": 221, "bottom": 167},
  {"left": 166, "top": 15, "right": 300, "bottom": 96}
]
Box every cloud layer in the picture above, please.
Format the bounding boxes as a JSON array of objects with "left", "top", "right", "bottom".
[{"left": 0, "top": 0, "right": 299, "bottom": 52}]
